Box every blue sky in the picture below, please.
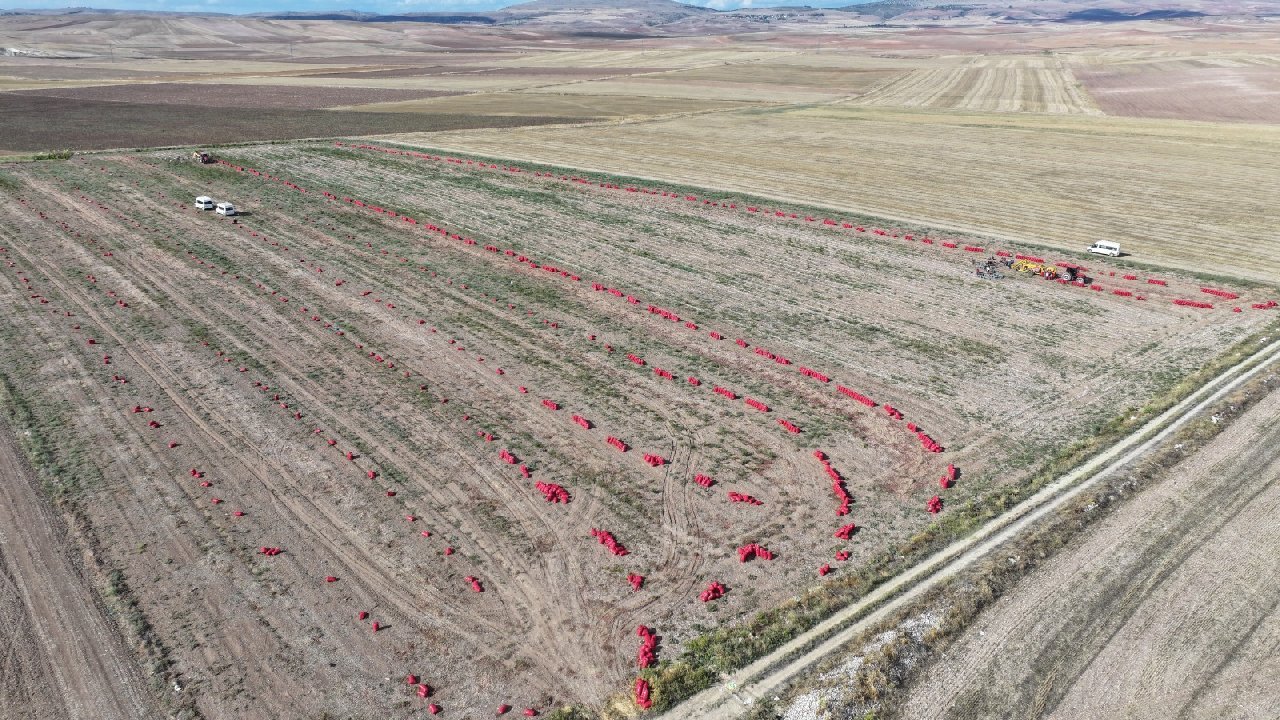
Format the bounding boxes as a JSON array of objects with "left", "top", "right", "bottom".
[{"left": 2, "top": 0, "right": 865, "bottom": 15}]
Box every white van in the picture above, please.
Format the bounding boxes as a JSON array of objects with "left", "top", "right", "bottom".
[
  {"left": 215, "top": 202, "right": 237, "bottom": 217},
  {"left": 1087, "top": 240, "right": 1120, "bottom": 257},
  {"left": 194, "top": 196, "right": 214, "bottom": 210}
]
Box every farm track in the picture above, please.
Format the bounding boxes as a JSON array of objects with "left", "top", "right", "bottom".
[{"left": 665, "top": 332, "right": 1280, "bottom": 719}]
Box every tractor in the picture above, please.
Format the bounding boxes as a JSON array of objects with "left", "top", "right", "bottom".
[{"left": 973, "top": 257, "right": 1004, "bottom": 280}]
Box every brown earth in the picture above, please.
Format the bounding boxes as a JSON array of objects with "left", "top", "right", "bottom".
[
  {"left": 0, "top": 145, "right": 1271, "bottom": 717},
  {"left": 0, "top": 425, "right": 156, "bottom": 720},
  {"left": 1077, "top": 64, "right": 1280, "bottom": 124},
  {"left": 0, "top": 95, "right": 580, "bottom": 153},
  {"left": 899, "top": 383, "right": 1280, "bottom": 720},
  {"left": 11, "top": 83, "right": 461, "bottom": 109}
]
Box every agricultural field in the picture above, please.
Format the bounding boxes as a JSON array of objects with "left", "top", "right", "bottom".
[
  {"left": 409, "top": 104, "right": 1280, "bottom": 284},
  {"left": 898, "top": 382, "right": 1280, "bottom": 720},
  {"left": 0, "top": 93, "right": 578, "bottom": 155},
  {"left": 847, "top": 56, "right": 1100, "bottom": 114},
  {"left": 0, "top": 421, "right": 154, "bottom": 719},
  {"left": 1076, "top": 59, "right": 1280, "bottom": 123},
  {"left": 0, "top": 141, "right": 1275, "bottom": 717},
  {"left": 4, "top": 8, "right": 1280, "bottom": 720},
  {"left": 335, "top": 93, "right": 755, "bottom": 119}
]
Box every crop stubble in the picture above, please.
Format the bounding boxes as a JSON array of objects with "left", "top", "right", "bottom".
[
  {"left": 398, "top": 105, "right": 1280, "bottom": 283},
  {"left": 899, "top": 388, "right": 1280, "bottom": 720}
]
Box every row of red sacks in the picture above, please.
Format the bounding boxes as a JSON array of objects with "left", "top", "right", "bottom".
[
  {"left": 322, "top": 146, "right": 1269, "bottom": 325},
  {"left": 18, "top": 192, "right": 531, "bottom": 718},
  {"left": 317, "top": 170, "right": 945, "bottom": 457}
]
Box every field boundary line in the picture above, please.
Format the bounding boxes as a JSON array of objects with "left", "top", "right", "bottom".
[{"left": 665, "top": 333, "right": 1280, "bottom": 718}]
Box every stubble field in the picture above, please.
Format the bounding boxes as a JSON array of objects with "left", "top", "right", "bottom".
[
  {"left": 899, "top": 384, "right": 1280, "bottom": 720},
  {"left": 0, "top": 142, "right": 1274, "bottom": 717}
]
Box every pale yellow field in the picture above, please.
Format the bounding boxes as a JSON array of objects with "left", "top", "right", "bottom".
[
  {"left": 338, "top": 91, "right": 757, "bottom": 117},
  {"left": 391, "top": 105, "right": 1280, "bottom": 283},
  {"left": 485, "top": 49, "right": 793, "bottom": 69},
  {"left": 848, "top": 56, "right": 1101, "bottom": 114},
  {"left": 210, "top": 73, "right": 560, "bottom": 92},
  {"left": 519, "top": 78, "right": 842, "bottom": 103}
]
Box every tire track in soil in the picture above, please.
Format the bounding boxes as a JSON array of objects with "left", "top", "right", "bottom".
[
  {"left": 3, "top": 237, "right": 543, "bottom": 709},
  {"left": 0, "top": 427, "right": 156, "bottom": 720},
  {"left": 0, "top": 265, "right": 157, "bottom": 720},
  {"left": 13, "top": 177, "right": 621, "bottom": 700},
  {"left": 140, "top": 223, "right": 614, "bottom": 677}
]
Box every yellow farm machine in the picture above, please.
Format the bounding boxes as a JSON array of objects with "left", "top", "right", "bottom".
[{"left": 1011, "top": 259, "right": 1085, "bottom": 282}]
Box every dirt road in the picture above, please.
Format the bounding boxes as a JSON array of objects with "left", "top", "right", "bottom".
[
  {"left": 665, "top": 335, "right": 1280, "bottom": 718},
  {"left": 0, "top": 426, "right": 155, "bottom": 720}
]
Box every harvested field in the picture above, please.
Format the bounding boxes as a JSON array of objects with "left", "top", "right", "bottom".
[
  {"left": 485, "top": 49, "right": 790, "bottom": 69},
  {"left": 402, "top": 105, "right": 1280, "bottom": 283},
  {"left": 296, "top": 66, "right": 668, "bottom": 79},
  {"left": 848, "top": 56, "right": 1100, "bottom": 114},
  {"left": 0, "top": 95, "right": 579, "bottom": 153},
  {"left": 0, "top": 424, "right": 156, "bottom": 720},
  {"left": 0, "top": 143, "right": 1272, "bottom": 717},
  {"left": 0, "top": 61, "right": 191, "bottom": 81},
  {"left": 297, "top": 66, "right": 464, "bottom": 79},
  {"left": 9, "top": 83, "right": 461, "bottom": 109},
  {"left": 520, "top": 77, "right": 842, "bottom": 104},
  {"left": 1078, "top": 63, "right": 1280, "bottom": 124},
  {"left": 477, "top": 66, "right": 671, "bottom": 76},
  {"left": 338, "top": 92, "right": 756, "bottom": 118},
  {"left": 5, "top": 14, "right": 1280, "bottom": 719},
  {"left": 217, "top": 73, "right": 576, "bottom": 92},
  {"left": 899, "top": 385, "right": 1280, "bottom": 720}
]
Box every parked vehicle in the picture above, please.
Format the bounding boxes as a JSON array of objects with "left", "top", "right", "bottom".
[
  {"left": 1087, "top": 240, "right": 1121, "bottom": 257},
  {"left": 215, "top": 202, "right": 237, "bottom": 216},
  {"left": 194, "top": 196, "right": 214, "bottom": 210}
]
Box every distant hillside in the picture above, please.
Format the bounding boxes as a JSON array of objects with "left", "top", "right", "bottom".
[
  {"left": 254, "top": 10, "right": 496, "bottom": 22},
  {"left": 5, "top": 0, "right": 1277, "bottom": 33},
  {"left": 840, "top": 0, "right": 1280, "bottom": 21},
  {"left": 505, "top": 0, "right": 711, "bottom": 11},
  {"left": 1059, "top": 7, "right": 1205, "bottom": 19}
]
